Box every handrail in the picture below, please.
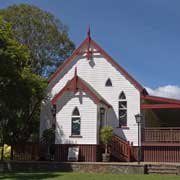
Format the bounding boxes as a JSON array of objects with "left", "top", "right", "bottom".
[
  {"left": 143, "top": 128, "right": 180, "bottom": 143},
  {"left": 144, "top": 127, "right": 180, "bottom": 130},
  {"left": 110, "top": 134, "right": 131, "bottom": 162}
]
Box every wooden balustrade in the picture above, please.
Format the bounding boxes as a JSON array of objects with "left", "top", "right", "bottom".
[
  {"left": 110, "top": 135, "right": 131, "bottom": 162},
  {"left": 142, "top": 128, "right": 180, "bottom": 143}
]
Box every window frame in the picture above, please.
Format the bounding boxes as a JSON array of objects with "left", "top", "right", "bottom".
[
  {"left": 105, "top": 78, "right": 112, "bottom": 87},
  {"left": 118, "top": 92, "right": 127, "bottom": 127},
  {"left": 71, "top": 107, "right": 81, "bottom": 136}
]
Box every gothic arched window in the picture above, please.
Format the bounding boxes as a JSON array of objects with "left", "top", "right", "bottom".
[
  {"left": 105, "top": 78, "right": 112, "bottom": 86},
  {"left": 118, "top": 92, "right": 127, "bottom": 126},
  {"left": 71, "top": 107, "right": 81, "bottom": 135}
]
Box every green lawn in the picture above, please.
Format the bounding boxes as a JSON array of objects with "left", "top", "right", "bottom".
[{"left": 0, "top": 172, "right": 179, "bottom": 180}]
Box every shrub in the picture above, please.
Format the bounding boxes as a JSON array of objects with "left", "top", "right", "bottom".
[{"left": 100, "top": 126, "right": 113, "bottom": 154}]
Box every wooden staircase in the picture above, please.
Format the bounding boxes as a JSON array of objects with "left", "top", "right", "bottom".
[
  {"left": 147, "top": 164, "right": 178, "bottom": 175},
  {"left": 110, "top": 135, "right": 131, "bottom": 162}
]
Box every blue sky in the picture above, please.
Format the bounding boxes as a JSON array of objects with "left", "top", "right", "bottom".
[{"left": 1, "top": 0, "right": 180, "bottom": 98}]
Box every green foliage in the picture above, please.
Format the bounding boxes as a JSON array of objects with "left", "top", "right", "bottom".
[
  {"left": 100, "top": 126, "right": 113, "bottom": 145},
  {"left": 0, "top": 17, "right": 47, "bottom": 144},
  {"left": 0, "top": 144, "right": 11, "bottom": 160},
  {"left": 42, "top": 128, "right": 55, "bottom": 145},
  {"left": 0, "top": 4, "right": 75, "bottom": 77},
  {"left": 1, "top": 172, "right": 178, "bottom": 180}
]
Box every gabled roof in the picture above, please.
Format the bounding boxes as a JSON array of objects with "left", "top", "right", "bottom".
[
  {"left": 51, "top": 69, "right": 111, "bottom": 108},
  {"left": 48, "top": 31, "right": 147, "bottom": 94},
  {"left": 141, "top": 95, "right": 180, "bottom": 109},
  {"left": 48, "top": 37, "right": 89, "bottom": 83},
  {"left": 141, "top": 95, "right": 180, "bottom": 105}
]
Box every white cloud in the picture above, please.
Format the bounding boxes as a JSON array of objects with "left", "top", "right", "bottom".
[{"left": 145, "top": 85, "right": 180, "bottom": 100}]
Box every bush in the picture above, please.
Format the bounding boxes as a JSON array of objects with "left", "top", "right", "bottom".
[
  {"left": 0, "top": 144, "right": 11, "bottom": 160},
  {"left": 42, "top": 128, "right": 55, "bottom": 144},
  {"left": 100, "top": 126, "right": 113, "bottom": 154}
]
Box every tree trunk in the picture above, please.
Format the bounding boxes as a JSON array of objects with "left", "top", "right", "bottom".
[
  {"left": 1, "top": 144, "right": 4, "bottom": 161},
  {"left": 105, "top": 144, "right": 108, "bottom": 154},
  {"left": 10, "top": 145, "right": 13, "bottom": 160}
]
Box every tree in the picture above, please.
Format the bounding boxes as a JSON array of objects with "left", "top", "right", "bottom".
[
  {"left": 42, "top": 128, "right": 55, "bottom": 160},
  {"left": 100, "top": 125, "right": 113, "bottom": 162},
  {"left": 0, "top": 17, "right": 47, "bottom": 148},
  {"left": 100, "top": 126, "right": 113, "bottom": 154},
  {"left": 0, "top": 4, "right": 75, "bottom": 77}
]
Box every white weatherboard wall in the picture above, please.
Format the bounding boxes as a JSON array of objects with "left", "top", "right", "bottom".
[
  {"left": 55, "top": 91, "right": 97, "bottom": 144},
  {"left": 46, "top": 46, "right": 140, "bottom": 146}
]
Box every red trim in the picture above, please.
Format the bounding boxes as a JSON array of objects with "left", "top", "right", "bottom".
[
  {"left": 141, "top": 104, "right": 180, "bottom": 109},
  {"left": 141, "top": 95, "right": 180, "bottom": 105},
  {"left": 91, "top": 39, "right": 145, "bottom": 92},
  {"left": 78, "top": 79, "right": 100, "bottom": 104},
  {"left": 144, "top": 127, "right": 180, "bottom": 130},
  {"left": 51, "top": 79, "right": 73, "bottom": 104},
  {"left": 142, "top": 142, "right": 180, "bottom": 147},
  {"left": 48, "top": 38, "right": 88, "bottom": 83},
  {"left": 51, "top": 74, "right": 111, "bottom": 108},
  {"left": 74, "top": 67, "right": 78, "bottom": 93},
  {"left": 48, "top": 35, "right": 145, "bottom": 93}
]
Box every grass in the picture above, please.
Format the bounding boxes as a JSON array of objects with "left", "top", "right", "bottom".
[{"left": 0, "top": 172, "right": 180, "bottom": 180}]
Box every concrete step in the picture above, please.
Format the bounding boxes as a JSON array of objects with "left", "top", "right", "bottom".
[
  {"left": 148, "top": 169, "right": 177, "bottom": 174},
  {"left": 148, "top": 166, "right": 177, "bottom": 170},
  {"left": 147, "top": 165, "right": 178, "bottom": 175}
]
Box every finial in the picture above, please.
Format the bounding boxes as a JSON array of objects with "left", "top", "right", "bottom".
[
  {"left": 87, "top": 26, "right": 91, "bottom": 39},
  {"left": 74, "top": 67, "right": 77, "bottom": 77},
  {"left": 74, "top": 67, "right": 78, "bottom": 93}
]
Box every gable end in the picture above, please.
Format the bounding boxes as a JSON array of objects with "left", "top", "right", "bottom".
[{"left": 48, "top": 33, "right": 147, "bottom": 94}]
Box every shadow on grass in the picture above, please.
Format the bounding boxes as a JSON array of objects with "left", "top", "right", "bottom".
[{"left": 0, "top": 172, "right": 62, "bottom": 180}]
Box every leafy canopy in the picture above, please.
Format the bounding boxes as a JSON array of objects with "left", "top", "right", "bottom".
[
  {"left": 0, "top": 4, "right": 75, "bottom": 77},
  {"left": 0, "top": 17, "right": 47, "bottom": 144}
]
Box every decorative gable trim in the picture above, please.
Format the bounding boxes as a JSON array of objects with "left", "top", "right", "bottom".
[
  {"left": 48, "top": 32, "right": 147, "bottom": 94},
  {"left": 51, "top": 69, "right": 111, "bottom": 108},
  {"left": 48, "top": 37, "right": 89, "bottom": 83}
]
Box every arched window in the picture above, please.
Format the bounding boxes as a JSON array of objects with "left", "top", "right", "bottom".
[
  {"left": 118, "top": 92, "right": 127, "bottom": 127},
  {"left": 105, "top": 78, "right": 112, "bottom": 86},
  {"left": 71, "top": 107, "right": 81, "bottom": 135}
]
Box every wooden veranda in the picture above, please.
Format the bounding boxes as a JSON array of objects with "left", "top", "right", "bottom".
[{"left": 141, "top": 95, "right": 180, "bottom": 162}]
